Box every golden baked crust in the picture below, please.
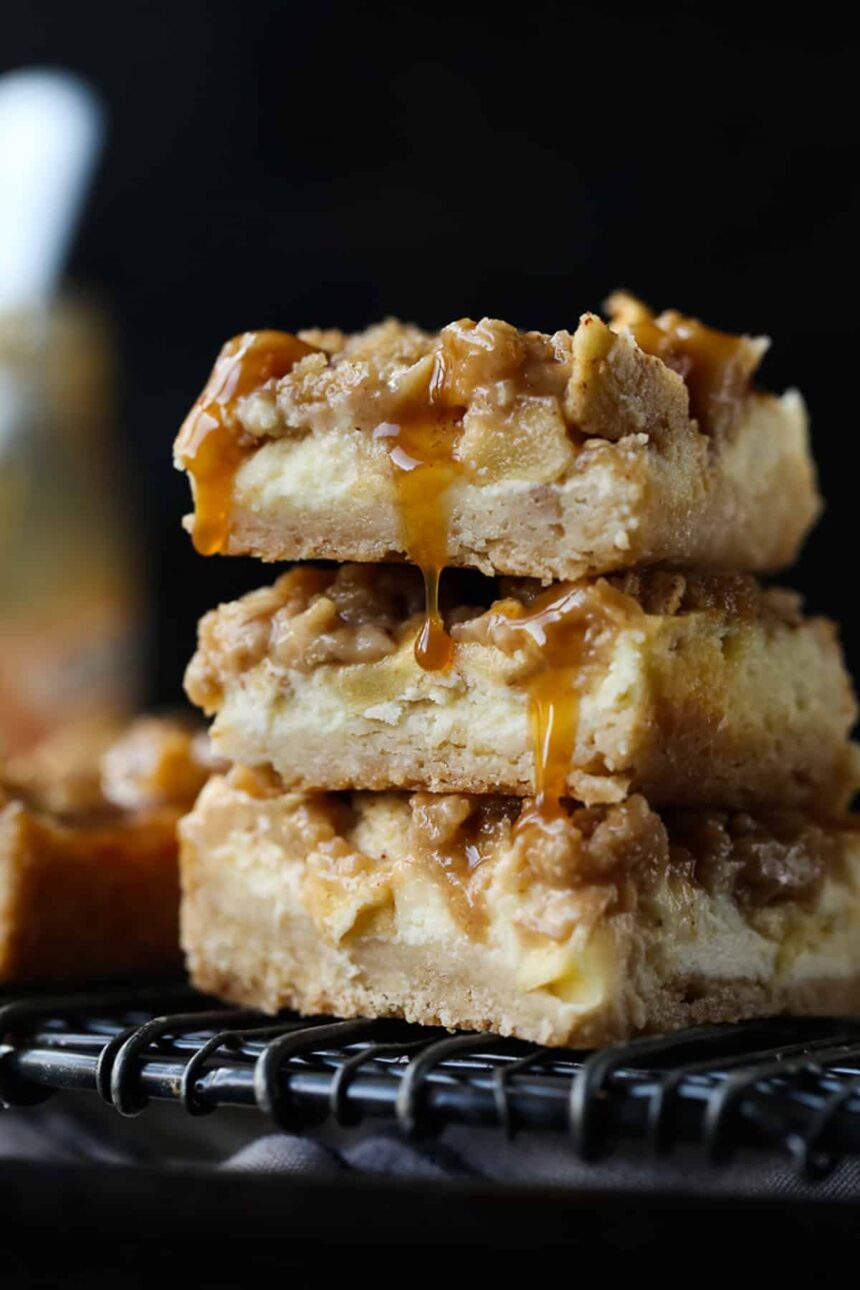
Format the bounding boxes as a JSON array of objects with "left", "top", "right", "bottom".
[
  {"left": 173, "top": 299, "right": 819, "bottom": 580},
  {"left": 0, "top": 716, "right": 215, "bottom": 984},
  {"left": 185, "top": 565, "right": 858, "bottom": 810},
  {"left": 179, "top": 772, "right": 860, "bottom": 1046}
]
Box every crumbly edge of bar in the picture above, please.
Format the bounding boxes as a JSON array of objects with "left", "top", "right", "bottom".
[{"left": 187, "top": 951, "right": 860, "bottom": 1048}]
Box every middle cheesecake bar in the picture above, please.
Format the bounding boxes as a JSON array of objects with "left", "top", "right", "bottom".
[{"left": 185, "top": 563, "right": 857, "bottom": 812}]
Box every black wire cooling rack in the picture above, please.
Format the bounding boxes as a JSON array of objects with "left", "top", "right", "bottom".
[{"left": 1, "top": 983, "right": 860, "bottom": 1180}]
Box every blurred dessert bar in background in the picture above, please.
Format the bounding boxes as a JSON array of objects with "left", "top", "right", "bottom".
[{"left": 0, "top": 716, "right": 214, "bottom": 984}]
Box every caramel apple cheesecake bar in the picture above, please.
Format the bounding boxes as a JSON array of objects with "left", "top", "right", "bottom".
[
  {"left": 174, "top": 295, "right": 818, "bottom": 597},
  {"left": 180, "top": 769, "right": 860, "bottom": 1046},
  {"left": 0, "top": 716, "right": 216, "bottom": 983},
  {"left": 185, "top": 564, "right": 857, "bottom": 812}
]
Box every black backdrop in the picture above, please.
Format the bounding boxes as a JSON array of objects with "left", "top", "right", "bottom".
[{"left": 5, "top": 0, "right": 859, "bottom": 705}]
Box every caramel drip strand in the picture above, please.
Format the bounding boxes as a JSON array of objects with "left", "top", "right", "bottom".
[
  {"left": 177, "top": 330, "right": 317, "bottom": 555},
  {"left": 628, "top": 311, "right": 762, "bottom": 437},
  {"left": 496, "top": 582, "right": 633, "bottom": 831},
  {"left": 375, "top": 351, "right": 463, "bottom": 672},
  {"left": 417, "top": 563, "right": 454, "bottom": 671},
  {"left": 525, "top": 667, "right": 581, "bottom": 826}
]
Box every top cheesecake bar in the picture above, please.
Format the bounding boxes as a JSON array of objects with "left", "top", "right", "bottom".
[{"left": 174, "top": 293, "right": 819, "bottom": 582}]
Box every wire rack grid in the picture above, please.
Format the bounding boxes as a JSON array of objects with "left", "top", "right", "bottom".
[{"left": 1, "top": 985, "right": 859, "bottom": 1180}]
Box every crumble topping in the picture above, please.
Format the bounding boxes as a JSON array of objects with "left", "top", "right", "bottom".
[
  {"left": 101, "top": 717, "right": 217, "bottom": 811},
  {"left": 185, "top": 562, "right": 811, "bottom": 714},
  {"left": 246, "top": 316, "right": 574, "bottom": 445},
  {"left": 1, "top": 716, "right": 118, "bottom": 816},
  {"left": 406, "top": 792, "right": 522, "bottom": 937},
  {"left": 231, "top": 302, "right": 766, "bottom": 454},
  {"left": 219, "top": 772, "right": 838, "bottom": 949},
  {"left": 408, "top": 793, "right": 840, "bottom": 911},
  {"left": 609, "top": 569, "right": 803, "bottom": 622},
  {"left": 452, "top": 579, "right": 636, "bottom": 667},
  {"left": 666, "top": 808, "right": 843, "bottom": 906}
]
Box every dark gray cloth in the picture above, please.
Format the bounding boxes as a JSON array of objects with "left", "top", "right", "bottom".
[{"left": 3, "top": 1093, "right": 860, "bottom": 1198}]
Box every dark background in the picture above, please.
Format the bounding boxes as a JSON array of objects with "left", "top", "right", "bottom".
[{"left": 5, "top": 0, "right": 859, "bottom": 704}]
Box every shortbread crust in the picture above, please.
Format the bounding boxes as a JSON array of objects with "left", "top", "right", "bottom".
[{"left": 180, "top": 771, "right": 860, "bottom": 1046}]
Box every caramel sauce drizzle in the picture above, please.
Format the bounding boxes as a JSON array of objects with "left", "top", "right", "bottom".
[
  {"left": 176, "top": 330, "right": 316, "bottom": 555},
  {"left": 493, "top": 582, "right": 632, "bottom": 830},
  {"left": 374, "top": 352, "right": 464, "bottom": 671},
  {"left": 628, "top": 311, "right": 759, "bottom": 436}
]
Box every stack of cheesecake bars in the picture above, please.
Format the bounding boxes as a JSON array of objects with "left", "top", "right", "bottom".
[{"left": 175, "top": 293, "right": 860, "bottom": 1046}]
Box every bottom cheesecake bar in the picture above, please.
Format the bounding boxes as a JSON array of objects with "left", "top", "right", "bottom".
[{"left": 179, "top": 770, "right": 860, "bottom": 1046}]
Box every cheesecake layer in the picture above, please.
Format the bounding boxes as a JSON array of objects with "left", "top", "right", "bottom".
[
  {"left": 179, "top": 771, "right": 860, "bottom": 1046},
  {"left": 185, "top": 565, "right": 858, "bottom": 811}
]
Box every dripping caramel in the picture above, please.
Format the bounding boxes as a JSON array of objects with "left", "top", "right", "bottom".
[
  {"left": 176, "top": 304, "right": 764, "bottom": 671},
  {"left": 176, "top": 330, "right": 317, "bottom": 555},
  {"left": 489, "top": 582, "right": 634, "bottom": 828},
  {"left": 374, "top": 318, "right": 570, "bottom": 672},
  {"left": 374, "top": 349, "right": 464, "bottom": 672}
]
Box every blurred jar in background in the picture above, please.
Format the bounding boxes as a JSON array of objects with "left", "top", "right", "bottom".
[{"left": 0, "top": 297, "right": 141, "bottom": 755}]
